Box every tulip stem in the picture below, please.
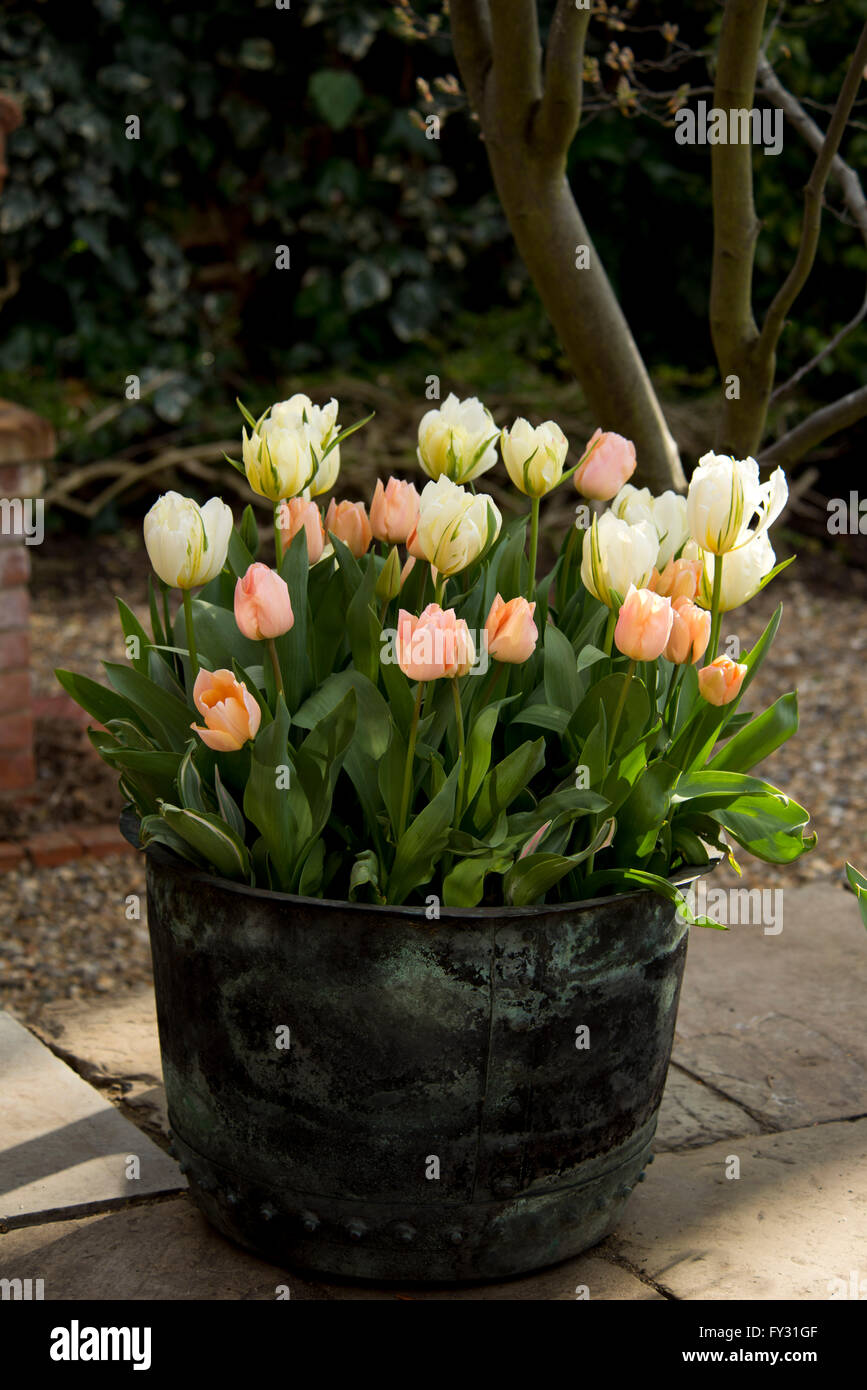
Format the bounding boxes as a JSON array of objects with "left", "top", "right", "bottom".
[
  {"left": 708, "top": 554, "right": 724, "bottom": 661},
  {"left": 605, "top": 658, "right": 636, "bottom": 769},
  {"left": 182, "top": 588, "right": 199, "bottom": 686},
  {"left": 603, "top": 609, "right": 616, "bottom": 657},
  {"left": 274, "top": 513, "right": 283, "bottom": 571},
  {"left": 398, "top": 681, "right": 425, "bottom": 840},
  {"left": 266, "top": 638, "right": 284, "bottom": 699},
  {"left": 451, "top": 677, "right": 466, "bottom": 823},
  {"left": 434, "top": 572, "right": 446, "bottom": 606},
  {"left": 478, "top": 661, "right": 503, "bottom": 710},
  {"left": 528, "top": 496, "right": 540, "bottom": 599}
]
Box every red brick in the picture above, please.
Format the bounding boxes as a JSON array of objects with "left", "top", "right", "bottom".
[
  {"left": 0, "top": 401, "right": 54, "bottom": 467},
  {"left": 0, "top": 546, "right": 28, "bottom": 586},
  {"left": 0, "top": 712, "right": 33, "bottom": 748},
  {"left": 0, "top": 670, "right": 29, "bottom": 712},
  {"left": 0, "top": 630, "right": 28, "bottom": 670},
  {"left": 27, "top": 830, "right": 80, "bottom": 868},
  {"left": 0, "top": 840, "right": 25, "bottom": 872},
  {"left": 0, "top": 587, "right": 27, "bottom": 632},
  {"left": 70, "top": 823, "right": 134, "bottom": 859},
  {"left": 0, "top": 750, "right": 36, "bottom": 791}
]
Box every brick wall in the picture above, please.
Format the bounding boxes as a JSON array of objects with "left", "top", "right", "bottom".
[{"left": 0, "top": 403, "right": 55, "bottom": 797}]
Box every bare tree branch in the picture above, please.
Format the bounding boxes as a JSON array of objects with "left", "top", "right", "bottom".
[
  {"left": 448, "top": 0, "right": 492, "bottom": 116},
  {"left": 758, "top": 20, "right": 867, "bottom": 359},
  {"left": 758, "top": 53, "right": 867, "bottom": 400},
  {"left": 535, "top": 0, "right": 592, "bottom": 156},
  {"left": 759, "top": 383, "right": 867, "bottom": 467},
  {"left": 488, "top": 0, "right": 543, "bottom": 134}
]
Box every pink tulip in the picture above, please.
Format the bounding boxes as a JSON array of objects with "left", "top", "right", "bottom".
[
  {"left": 395, "top": 603, "right": 475, "bottom": 681},
  {"left": 651, "top": 557, "right": 702, "bottom": 602},
  {"left": 614, "top": 584, "right": 674, "bottom": 661},
  {"left": 325, "top": 498, "right": 373, "bottom": 558},
  {"left": 277, "top": 498, "right": 326, "bottom": 564},
  {"left": 370, "top": 477, "right": 420, "bottom": 544},
  {"left": 573, "top": 428, "right": 637, "bottom": 501},
  {"left": 664, "top": 596, "right": 711, "bottom": 666},
  {"left": 191, "top": 668, "right": 261, "bottom": 752},
  {"left": 485, "top": 593, "right": 538, "bottom": 664},
  {"left": 698, "top": 655, "right": 747, "bottom": 706},
  {"left": 234, "top": 563, "right": 294, "bottom": 642}
]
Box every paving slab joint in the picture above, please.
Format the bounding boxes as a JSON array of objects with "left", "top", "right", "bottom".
[{"left": 595, "top": 1243, "right": 680, "bottom": 1301}]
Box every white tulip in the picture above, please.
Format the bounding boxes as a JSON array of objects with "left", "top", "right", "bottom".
[
  {"left": 611, "top": 484, "right": 689, "bottom": 568},
  {"left": 411, "top": 475, "right": 502, "bottom": 576},
  {"left": 500, "top": 417, "right": 568, "bottom": 497},
  {"left": 144, "top": 492, "right": 233, "bottom": 590},
  {"left": 242, "top": 395, "right": 341, "bottom": 500},
  {"left": 687, "top": 453, "right": 787, "bottom": 555},
  {"left": 580, "top": 511, "right": 659, "bottom": 609},
  {"left": 691, "top": 532, "right": 777, "bottom": 612},
  {"left": 417, "top": 393, "right": 498, "bottom": 484}
]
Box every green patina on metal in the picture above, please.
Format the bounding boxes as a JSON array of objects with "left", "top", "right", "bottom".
[{"left": 143, "top": 835, "right": 702, "bottom": 1284}]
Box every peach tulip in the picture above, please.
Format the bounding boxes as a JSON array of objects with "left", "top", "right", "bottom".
[
  {"left": 191, "top": 668, "right": 261, "bottom": 752},
  {"left": 698, "top": 655, "right": 747, "bottom": 706},
  {"left": 277, "top": 497, "right": 326, "bottom": 565},
  {"left": 234, "top": 563, "right": 294, "bottom": 642},
  {"left": 573, "top": 428, "right": 637, "bottom": 501},
  {"left": 664, "top": 596, "right": 711, "bottom": 665},
  {"left": 395, "top": 604, "right": 475, "bottom": 681},
  {"left": 485, "top": 593, "right": 538, "bottom": 664},
  {"left": 614, "top": 585, "right": 674, "bottom": 661},
  {"left": 370, "top": 477, "right": 420, "bottom": 544},
  {"left": 650, "top": 557, "right": 703, "bottom": 602},
  {"left": 325, "top": 498, "right": 373, "bottom": 558}
]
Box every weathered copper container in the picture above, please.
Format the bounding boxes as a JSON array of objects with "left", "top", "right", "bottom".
[{"left": 143, "top": 838, "right": 701, "bottom": 1283}]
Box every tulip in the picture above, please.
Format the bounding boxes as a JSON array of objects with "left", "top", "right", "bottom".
[
  {"left": 410, "top": 475, "right": 501, "bottom": 576},
  {"left": 369, "top": 477, "right": 420, "bottom": 544},
  {"left": 234, "top": 563, "right": 294, "bottom": 642},
  {"left": 694, "top": 531, "right": 776, "bottom": 612},
  {"left": 614, "top": 585, "right": 674, "bottom": 661},
  {"left": 500, "top": 418, "right": 568, "bottom": 498},
  {"left": 651, "top": 556, "right": 703, "bottom": 602},
  {"left": 417, "top": 393, "right": 498, "bottom": 483},
  {"left": 325, "top": 498, "right": 373, "bottom": 558},
  {"left": 143, "top": 492, "right": 233, "bottom": 590},
  {"left": 574, "top": 428, "right": 636, "bottom": 501},
  {"left": 698, "top": 655, "right": 747, "bottom": 706},
  {"left": 611, "top": 484, "right": 689, "bottom": 568},
  {"left": 191, "top": 668, "right": 261, "bottom": 752},
  {"left": 485, "top": 594, "right": 538, "bottom": 664},
  {"left": 580, "top": 511, "right": 658, "bottom": 608},
  {"left": 395, "top": 604, "right": 476, "bottom": 681},
  {"left": 277, "top": 497, "right": 326, "bottom": 565},
  {"left": 687, "top": 453, "right": 787, "bottom": 555},
  {"left": 242, "top": 395, "right": 341, "bottom": 501},
  {"left": 664, "top": 596, "right": 711, "bottom": 665}
]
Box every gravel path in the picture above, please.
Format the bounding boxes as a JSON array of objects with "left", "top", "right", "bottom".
[{"left": 1, "top": 531, "right": 863, "bottom": 1025}]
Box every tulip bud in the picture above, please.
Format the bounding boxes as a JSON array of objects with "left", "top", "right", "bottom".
[
  {"left": 500, "top": 418, "right": 568, "bottom": 497},
  {"left": 614, "top": 585, "right": 674, "bottom": 661},
  {"left": 370, "top": 477, "right": 420, "bottom": 544},
  {"left": 191, "top": 668, "right": 261, "bottom": 752},
  {"left": 325, "top": 498, "right": 373, "bottom": 558},
  {"left": 697, "top": 655, "right": 747, "bottom": 706},
  {"left": 651, "top": 557, "right": 703, "bottom": 602},
  {"left": 242, "top": 395, "right": 341, "bottom": 501},
  {"left": 143, "top": 492, "right": 233, "bottom": 590},
  {"left": 411, "top": 475, "right": 501, "bottom": 576},
  {"left": 394, "top": 604, "right": 476, "bottom": 681},
  {"left": 484, "top": 593, "right": 538, "bottom": 664},
  {"left": 574, "top": 429, "right": 637, "bottom": 501},
  {"left": 375, "top": 546, "right": 403, "bottom": 604},
  {"left": 417, "top": 394, "right": 498, "bottom": 483},
  {"left": 234, "top": 563, "right": 294, "bottom": 641},
  {"left": 664, "top": 596, "right": 711, "bottom": 665},
  {"left": 277, "top": 497, "right": 326, "bottom": 565}
]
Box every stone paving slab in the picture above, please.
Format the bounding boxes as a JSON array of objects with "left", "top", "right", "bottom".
[
  {"left": 655, "top": 1063, "right": 763, "bottom": 1151},
  {"left": 672, "top": 882, "right": 867, "bottom": 1130},
  {"left": 0, "top": 1011, "right": 184, "bottom": 1228},
  {"left": 604, "top": 1117, "right": 867, "bottom": 1301},
  {"left": 0, "top": 1196, "right": 661, "bottom": 1300}
]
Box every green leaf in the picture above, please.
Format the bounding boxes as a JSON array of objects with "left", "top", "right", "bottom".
[
  {"left": 503, "top": 818, "right": 615, "bottom": 906},
  {"left": 442, "top": 848, "right": 514, "bottom": 907},
  {"left": 239, "top": 505, "right": 259, "bottom": 558},
  {"left": 707, "top": 693, "right": 798, "bottom": 773},
  {"left": 472, "top": 738, "right": 546, "bottom": 835},
  {"left": 309, "top": 69, "right": 364, "bottom": 131},
  {"left": 349, "top": 849, "right": 386, "bottom": 904},
  {"left": 215, "top": 765, "right": 246, "bottom": 840},
  {"left": 56, "top": 668, "right": 138, "bottom": 730},
  {"left": 845, "top": 863, "right": 867, "bottom": 930},
  {"left": 387, "top": 766, "right": 459, "bottom": 905},
  {"left": 511, "top": 703, "right": 570, "bottom": 735},
  {"left": 103, "top": 662, "right": 194, "bottom": 751},
  {"left": 579, "top": 867, "right": 726, "bottom": 930},
  {"left": 139, "top": 813, "right": 206, "bottom": 867},
  {"left": 277, "top": 527, "right": 310, "bottom": 711},
  {"left": 244, "top": 696, "right": 296, "bottom": 888},
  {"left": 297, "top": 838, "right": 326, "bottom": 896},
  {"left": 183, "top": 599, "right": 261, "bottom": 673},
  {"left": 544, "top": 623, "right": 581, "bottom": 713},
  {"left": 177, "top": 741, "right": 208, "bottom": 813},
  {"left": 116, "top": 599, "right": 151, "bottom": 674},
  {"left": 159, "top": 803, "right": 251, "bottom": 882},
  {"left": 611, "top": 760, "right": 681, "bottom": 866},
  {"left": 294, "top": 669, "right": 390, "bottom": 760},
  {"left": 570, "top": 673, "right": 650, "bottom": 761},
  {"left": 463, "top": 702, "right": 499, "bottom": 810}
]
